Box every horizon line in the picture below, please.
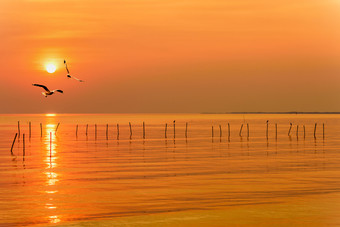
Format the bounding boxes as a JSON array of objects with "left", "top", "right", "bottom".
[{"left": 1, "top": 111, "right": 340, "bottom": 115}]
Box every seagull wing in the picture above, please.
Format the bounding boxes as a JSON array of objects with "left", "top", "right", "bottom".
[
  {"left": 72, "top": 76, "right": 85, "bottom": 82},
  {"left": 64, "top": 60, "right": 70, "bottom": 74},
  {"left": 32, "top": 84, "right": 50, "bottom": 92},
  {"left": 64, "top": 60, "right": 84, "bottom": 82},
  {"left": 53, "top": 90, "right": 64, "bottom": 94}
]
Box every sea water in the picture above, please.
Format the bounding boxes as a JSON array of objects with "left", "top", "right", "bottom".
[{"left": 0, "top": 114, "right": 340, "bottom": 226}]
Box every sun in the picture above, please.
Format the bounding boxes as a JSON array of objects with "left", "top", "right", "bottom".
[{"left": 46, "top": 63, "right": 57, "bottom": 73}]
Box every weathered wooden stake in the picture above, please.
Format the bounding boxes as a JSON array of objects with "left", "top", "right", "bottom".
[
  {"left": 275, "top": 123, "right": 277, "bottom": 139},
  {"left": 212, "top": 126, "right": 214, "bottom": 138},
  {"left": 29, "top": 122, "right": 31, "bottom": 139},
  {"left": 40, "top": 123, "right": 42, "bottom": 137},
  {"left": 185, "top": 122, "right": 188, "bottom": 138},
  {"left": 117, "top": 124, "right": 120, "bottom": 140},
  {"left": 76, "top": 124, "right": 78, "bottom": 137},
  {"left": 266, "top": 120, "right": 269, "bottom": 139},
  {"left": 303, "top": 125, "right": 306, "bottom": 139},
  {"left": 95, "top": 124, "right": 97, "bottom": 139},
  {"left": 247, "top": 123, "right": 249, "bottom": 138},
  {"left": 288, "top": 123, "right": 292, "bottom": 136},
  {"left": 10, "top": 133, "right": 17, "bottom": 154},
  {"left": 173, "top": 121, "right": 176, "bottom": 139},
  {"left": 228, "top": 123, "right": 230, "bottom": 141},
  {"left": 239, "top": 124, "right": 243, "bottom": 137},
  {"left": 86, "top": 124, "right": 88, "bottom": 136},
  {"left": 129, "top": 122, "right": 132, "bottom": 139},
  {"left": 55, "top": 123, "right": 60, "bottom": 135},
  {"left": 314, "top": 123, "right": 317, "bottom": 139},
  {"left": 296, "top": 125, "right": 299, "bottom": 138},
  {"left": 23, "top": 133, "right": 25, "bottom": 156},
  {"left": 323, "top": 123, "right": 325, "bottom": 139},
  {"left": 219, "top": 125, "right": 222, "bottom": 138},
  {"left": 18, "top": 121, "right": 20, "bottom": 138},
  {"left": 143, "top": 122, "right": 145, "bottom": 139},
  {"left": 106, "top": 124, "right": 108, "bottom": 140},
  {"left": 165, "top": 123, "right": 167, "bottom": 138}
]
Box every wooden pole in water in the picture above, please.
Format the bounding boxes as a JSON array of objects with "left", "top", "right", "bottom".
[
  {"left": 76, "top": 124, "right": 78, "bottom": 137},
  {"left": 266, "top": 120, "right": 269, "bottom": 139},
  {"left": 10, "top": 133, "right": 17, "bottom": 154},
  {"left": 228, "top": 123, "right": 230, "bottom": 141},
  {"left": 55, "top": 123, "right": 60, "bottom": 135},
  {"left": 173, "top": 121, "right": 176, "bottom": 139},
  {"left": 288, "top": 123, "right": 292, "bottom": 136},
  {"left": 296, "top": 125, "right": 299, "bottom": 139},
  {"left": 129, "top": 122, "right": 132, "bottom": 139},
  {"left": 95, "top": 124, "right": 97, "bottom": 139},
  {"left": 219, "top": 125, "right": 222, "bottom": 138},
  {"left": 117, "top": 124, "right": 119, "bottom": 140},
  {"left": 275, "top": 123, "right": 277, "bottom": 139},
  {"left": 247, "top": 123, "right": 249, "bottom": 138},
  {"left": 239, "top": 124, "right": 243, "bottom": 137},
  {"left": 165, "top": 123, "right": 167, "bottom": 138},
  {"left": 143, "top": 122, "right": 145, "bottom": 139},
  {"left": 86, "top": 124, "right": 88, "bottom": 136},
  {"left": 22, "top": 133, "right": 25, "bottom": 156},
  {"left": 303, "top": 125, "right": 306, "bottom": 139},
  {"left": 106, "top": 124, "right": 108, "bottom": 140},
  {"left": 212, "top": 126, "right": 214, "bottom": 138},
  {"left": 40, "top": 123, "right": 42, "bottom": 137},
  {"left": 314, "top": 123, "right": 317, "bottom": 139},
  {"left": 323, "top": 123, "right": 325, "bottom": 139},
  {"left": 29, "top": 122, "right": 31, "bottom": 139},
  {"left": 185, "top": 122, "right": 188, "bottom": 138},
  {"left": 18, "top": 121, "right": 20, "bottom": 138}
]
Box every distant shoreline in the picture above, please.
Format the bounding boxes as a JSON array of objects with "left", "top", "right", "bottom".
[{"left": 201, "top": 112, "right": 340, "bottom": 114}]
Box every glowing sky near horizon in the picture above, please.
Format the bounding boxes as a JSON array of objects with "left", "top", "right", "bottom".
[{"left": 0, "top": 0, "right": 340, "bottom": 113}]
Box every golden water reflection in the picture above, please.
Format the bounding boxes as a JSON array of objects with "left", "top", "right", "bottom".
[
  {"left": 3, "top": 114, "right": 340, "bottom": 226},
  {"left": 43, "top": 121, "right": 61, "bottom": 224},
  {"left": 48, "top": 215, "right": 61, "bottom": 224}
]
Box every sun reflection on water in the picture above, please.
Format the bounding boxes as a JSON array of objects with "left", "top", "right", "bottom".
[
  {"left": 45, "top": 113, "right": 57, "bottom": 117},
  {"left": 43, "top": 120, "right": 61, "bottom": 224},
  {"left": 48, "top": 215, "right": 61, "bottom": 224},
  {"left": 45, "top": 172, "right": 59, "bottom": 186}
]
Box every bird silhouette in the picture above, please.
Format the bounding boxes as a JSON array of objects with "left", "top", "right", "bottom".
[
  {"left": 64, "top": 60, "right": 85, "bottom": 82},
  {"left": 32, "top": 84, "right": 63, "bottom": 97}
]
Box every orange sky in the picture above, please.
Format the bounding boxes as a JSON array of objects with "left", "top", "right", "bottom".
[{"left": 1, "top": 0, "right": 340, "bottom": 113}]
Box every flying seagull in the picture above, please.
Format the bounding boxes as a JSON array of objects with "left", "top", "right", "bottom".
[
  {"left": 32, "top": 84, "right": 63, "bottom": 97},
  {"left": 64, "top": 60, "right": 85, "bottom": 82}
]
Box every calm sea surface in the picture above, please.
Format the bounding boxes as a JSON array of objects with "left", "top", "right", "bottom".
[{"left": 0, "top": 114, "right": 340, "bottom": 226}]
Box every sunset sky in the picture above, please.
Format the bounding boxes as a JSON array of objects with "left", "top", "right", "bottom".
[{"left": 1, "top": 0, "right": 340, "bottom": 113}]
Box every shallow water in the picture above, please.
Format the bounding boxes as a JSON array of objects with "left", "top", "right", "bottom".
[{"left": 1, "top": 114, "right": 340, "bottom": 226}]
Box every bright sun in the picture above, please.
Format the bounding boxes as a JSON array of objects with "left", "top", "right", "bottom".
[{"left": 46, "top": 63, "right": 57, "bottom": 73}]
